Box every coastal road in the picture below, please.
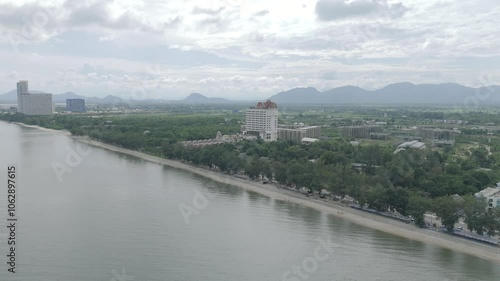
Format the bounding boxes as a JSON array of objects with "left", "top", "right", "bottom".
[{"left": 424, "top": 213, "right": 499, "bottom": 243}]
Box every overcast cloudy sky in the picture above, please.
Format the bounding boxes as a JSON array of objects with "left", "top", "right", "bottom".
[{"left": 0, "top": 0, "right": 499, "bottom": 100}]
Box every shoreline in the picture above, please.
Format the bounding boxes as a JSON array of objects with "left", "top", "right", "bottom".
[
  {"left": 10, "top": 121, "right": 500, "bottom": 263},
  {"left": 12, "top": 122, "right": 72, "bottom": 136}
]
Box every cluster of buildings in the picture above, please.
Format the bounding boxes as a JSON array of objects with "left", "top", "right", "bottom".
[
  {"left": 416, "top": 126, "right": 460, "bottom": 141},
  {"left": 387, "top": 125, "right": 470, "bottom": 153},
  {"left": 16, "top": 80, "right": 53, "bottom": 115},
  {"left": 337, "top": 123, "right": 462, "bottom": 155},
  {"left": 242, "top": 100, "right": 322, "bottom": 142},
  {"left": 339, "top": 124, "right": 460, "bottom": 143},
  {"left": 431, "top": 119, "right": 468, "bottom": 125},
  {"left": 277, "top": 124, "right": 322, "bottom": 142},
  {"left": 15, "top": 80, "right": 86, "bottom": 115},
  {"left": 339, "top": 123, "right": 460, "bottom": 152},
  {"left": 184, "top": 99, "right": 323, "bottom": 147},
  {"left": 339, "top": 125, "right": 383, "bottom": 139}
]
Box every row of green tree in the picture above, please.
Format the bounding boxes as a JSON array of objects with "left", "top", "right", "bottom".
[
  {"left": 160, "top": 138, "right": 500, "bottom": 235},
  {"left": 2, "top": 113, "right": 499, "bottom": 235},
  {"left": 0, "top": 113, "right": 241, "bottom": 150}
]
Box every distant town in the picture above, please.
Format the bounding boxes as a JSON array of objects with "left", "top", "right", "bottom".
[
  {"left": 3, "top": 1, "right": 500, "bottom": 279},
  {"left": 14, "top": 80, "right": 86, "bottom": 115},
  {"left": 2, "top": 79, "right": 500, "bottom": 248}
]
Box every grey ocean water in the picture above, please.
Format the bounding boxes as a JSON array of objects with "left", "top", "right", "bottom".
[{"left": 0, "top": 121, "right": 498, "bottom": 281}]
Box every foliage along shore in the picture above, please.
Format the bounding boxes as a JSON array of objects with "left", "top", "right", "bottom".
[{"left": 1, "top": 112, "right": 499, "bottom": 237}]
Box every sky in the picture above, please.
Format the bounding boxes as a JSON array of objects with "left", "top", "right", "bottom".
[{"left": 0, "top": 0, "right": 499, "bottom": 100}]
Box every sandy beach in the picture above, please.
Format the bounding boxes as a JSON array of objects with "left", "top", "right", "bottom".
[
  {"left": 11, "top": 122, "right": 500, "bottom": 263},
  {"left": 13, "top": 122, "right": 72, "bottom": 136},
  {"left": 70, "top": 136, "right": 500, "bottom": 263}
]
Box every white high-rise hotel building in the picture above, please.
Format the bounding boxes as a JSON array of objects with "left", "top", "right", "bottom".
[
  {"left": 244, "top": 100, "right": 278, "bottom": 142},
  {"left": 17, "top": 80, "right": 54, "bottom": 115}
]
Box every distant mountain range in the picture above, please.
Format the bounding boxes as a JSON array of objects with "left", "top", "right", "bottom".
[
  {"left": 53, "top": 92, "right": 127, "bottom": 104},
  {"left": 180, "top": 93, "right": 230, "bottom": 104},
  {"left": 0, "top": 89, "right": 45, "bottom": 101},
  {"left": 1, "top": 83, "right": 499, "bottom": 105},
  {"left": 270, "top": 83, "right": 500, "bottom": 105}
]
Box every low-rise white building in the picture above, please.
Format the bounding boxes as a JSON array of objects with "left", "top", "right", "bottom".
[
  {"left": 301, "top": 137, "right": 319, "bottom": 144},
  {"left": 278, "top": 125, "right": 322, "bottom": 141},
  {"left": 475, "top": 184, "right": 500, "bottom": 209},
  {"left": 393, "top": 140, "right": 426, "bottom": 154}
]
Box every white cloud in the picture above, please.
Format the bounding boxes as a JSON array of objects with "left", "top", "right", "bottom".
[
  {"left": 315, "top": 0, "right": 408, "bottom": 21},
  {"left": 0, "top": 0, "right": 498, "bottom": 99}
]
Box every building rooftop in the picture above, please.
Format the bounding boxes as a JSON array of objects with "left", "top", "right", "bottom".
[
  {"left": 394, "top": 140, "right": 426, "bottom": 154},
  {"left": 398, "top": 140, "right": 426, "bottom": 149},
  {"left": 475, "top": 187, "right": 500, "bottom": 198},
  {"left": 254, "top": 100, "right": 277, "bottom": 109},
  {"left": 301, "top": 137, "right": 319, "bottom": 143},
  {"left": 299, "top": 126, "right": 321, "bottom": 130},
  {"left": 433, "top": 140, "right": 455, "bottom": 144}
]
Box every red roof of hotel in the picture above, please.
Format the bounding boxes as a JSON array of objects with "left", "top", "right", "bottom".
[{"left": 256, "top": 100, "right": 277, "bottom": 109}]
